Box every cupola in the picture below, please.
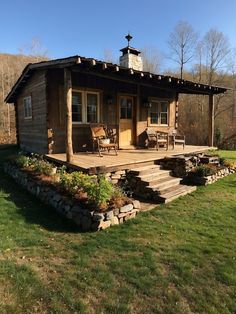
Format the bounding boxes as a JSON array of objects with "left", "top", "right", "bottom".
[{"left": 119, "top": 33, "right": 143, "bottom": 71}]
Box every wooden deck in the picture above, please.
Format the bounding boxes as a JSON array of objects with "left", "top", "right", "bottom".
[{"left": 46, "top": 145, "right": 214, "bottom": 174}]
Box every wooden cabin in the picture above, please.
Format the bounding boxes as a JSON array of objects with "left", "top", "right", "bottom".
[{"left": 6, "top": 41, "right": 227, "bottom": 159}]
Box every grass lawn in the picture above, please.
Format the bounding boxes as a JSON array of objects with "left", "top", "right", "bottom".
[{"left": 0, "top": 145, "right": 235, "bottom": 313}]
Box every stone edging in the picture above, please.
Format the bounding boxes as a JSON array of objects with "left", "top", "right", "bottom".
[
  {"left": 184, "top": 167, "right": 236, "bottom": 186},
  {"left": 4, "top": 163, "right": 141, "bottom": 232}
]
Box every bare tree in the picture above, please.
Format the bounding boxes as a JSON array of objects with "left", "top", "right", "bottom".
[
  {"left": 202, "top": 28, "right": 231, "bottom": 85},
  {"left": 167, "top": 21, "right": 198, "bottom": 79},
  {"left": 103, "top": 48, "right": 117, "bottom": 64},
  {"left": 141, "top": 46, "right": 163, "bottom": 73},
  {"left": 19, "top": 37, "right": 48, "bottom": 61}
]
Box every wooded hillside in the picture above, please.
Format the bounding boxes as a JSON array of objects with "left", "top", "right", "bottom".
[
  {"left": 177, "top": 73, "right": 236, "bottom": 149},
  {"left": 0, "top": 53, "right": 47, "bottom": 144}
]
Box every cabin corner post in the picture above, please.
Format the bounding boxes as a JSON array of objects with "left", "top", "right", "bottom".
[
  {"left": 64, "top": 67, "right": 73, "bottom": 162},
  {"left": 208, "top": 94, "right": 214, "bottom": 147}
]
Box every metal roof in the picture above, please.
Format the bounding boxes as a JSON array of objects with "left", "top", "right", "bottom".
[{"left": 5, "top": 55, "right": 229, "bottom": 103}]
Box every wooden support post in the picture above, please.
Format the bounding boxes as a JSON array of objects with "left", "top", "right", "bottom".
[
  {"left": 208, "top": 94, "right": 214, "bottom": 147},
  {"left": 175, "top": 93, "right": 179, "bottom": 129},
  {"left": 64, "top": 67, "right": 73, "bottom": 162}
]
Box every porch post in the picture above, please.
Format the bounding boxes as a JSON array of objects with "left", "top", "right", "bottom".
[
  {"left": 175, "top": 93, "right": 179, "bottom": 129},
  {"left": 208, "top": 94, "right": 214, "bottom": 147},
  {"left": 64, "top": 67, "right": 73, "bottom": 162}
]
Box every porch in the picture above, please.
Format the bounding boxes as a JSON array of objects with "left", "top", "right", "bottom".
[{"left": 45, "top": 145, "right": 213, "bottom": 174}]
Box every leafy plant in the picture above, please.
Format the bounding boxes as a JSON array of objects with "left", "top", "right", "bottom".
[
  {"left": 87, "top": 175, "right": 114, "bottom": 208},
  {"left": 15, "top": 155, "right": 30, "bottom": 168},
  {"left": 31, "top": 159, "right": 54, "bottom": 176},
  {"left": 223, "top": 159, "right": 236, "bottom": 169},
  {"left": 192, "top": 164, "right": 218, "bottom": 177},
  {"left": 59, "top": 171, "right": 115, "bottom": 209}
]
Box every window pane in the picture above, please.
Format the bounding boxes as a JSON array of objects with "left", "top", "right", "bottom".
[
  {"left": 161, "top": 102, "right": 168, "bottom": 112},
  {"left": 120, "top": 98, "right": 132, "bottom": 119},
  {"left": 87, "top": 93, "right": 98, "bottom": 123},
  {"left": 120, "top": 98, "right": 127, "bottom": 119},
  {"left": 120, "top": 108, "right": 126, "bottom": 119},
  {"left": 150, "top": 102, "right": 158, "bottom": 124},
  {"left": 72, "top": 92, "right": 82, "bottom": 122},
  {"left": 151, "top": 102, "right": 158, "bottom": 113},
  {"left": 160, "top": 113, "right": 167, "bottom": 124},
  {"left": 127, "top": 100, "right": 132, "bottom": 119},
  {"left": 151, "top": 113, "right": 158, "bottom": 124}
]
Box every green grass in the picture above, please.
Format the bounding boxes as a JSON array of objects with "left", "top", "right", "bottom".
[{"left": 0, "top": 145, "right": 236, "bottom": 313}]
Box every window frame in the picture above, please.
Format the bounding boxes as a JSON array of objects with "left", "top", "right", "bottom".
[
  {"left": 149, "top": 99, "right": 169, "bottom": 126},
  {"left": 23, "top": 96, "right": 32, "bottom": 120},
  {"left": 72, "top": 90, "right": 100, "bottom": 124}
]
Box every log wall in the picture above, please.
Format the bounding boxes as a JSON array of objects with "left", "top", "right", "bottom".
[{"left": 16, "top": 70, "right": 48, "bottom": 154}]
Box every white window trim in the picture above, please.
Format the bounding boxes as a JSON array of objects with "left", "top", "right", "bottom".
[
  {"left": 72, "top": 90, "right": 100, "bottom": 124},
  {"left": 23, "top": 96, "right": 32, "bottom": 120},
  {"left": 149, "top": 99, "right": 169, "bottom": 126}
]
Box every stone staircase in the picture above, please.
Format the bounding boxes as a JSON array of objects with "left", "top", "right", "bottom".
[{"left": 127, "top": 164, "right": 196, "bottom": 203}]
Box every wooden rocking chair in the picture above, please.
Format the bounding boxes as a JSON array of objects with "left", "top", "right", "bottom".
[{"left": 90, "top": 124, "right": 118, "bottom": 157}]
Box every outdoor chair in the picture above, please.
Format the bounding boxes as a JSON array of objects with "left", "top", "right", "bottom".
[
  {"left": 171, "top": 129, "right": 185, "bottom": 149},
  {"left": 90, "top": 124, "right": 118, "bottom": 157},
  {"left": 145, "top": 128, "right": 169, "bottom": 150}
]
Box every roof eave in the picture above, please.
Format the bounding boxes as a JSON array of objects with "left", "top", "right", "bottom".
[{"left": 5, "top": 55, "right": 230, "bottom": 103}]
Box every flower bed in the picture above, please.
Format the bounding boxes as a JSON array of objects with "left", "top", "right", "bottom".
[
  {"left": 183, "top": 162, "right": 236, "bottom": 186},
  {"left": 4, "top": 154, "right": 141, "bottom": 231},
  {"left": 160, "top": 152, "right": 236, "bottom": 186}
]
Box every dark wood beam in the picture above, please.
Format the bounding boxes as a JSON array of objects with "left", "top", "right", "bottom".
[
  {"left": 208, "top": 94, "right": 214, "bottom": 147},
  {"left": 64, "top": 67, "right": 73, "bottom": 162}
]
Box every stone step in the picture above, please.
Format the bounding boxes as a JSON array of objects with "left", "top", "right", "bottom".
[
  {"left": 147, "top": 176, "right": 181, "bottom": 192},
  {"left": 129, "top": 164, "right": 161, "bottom": 176},
  {"left": 138, "top": 170, "right": 172, "bottom": 184},
  {"left": 158, "top": 185, "right": 197, "bottom": 203}
]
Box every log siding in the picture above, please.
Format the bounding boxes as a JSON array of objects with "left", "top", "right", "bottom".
[{"left": 17, "top": 70, "right": 48, "bottom": 154}]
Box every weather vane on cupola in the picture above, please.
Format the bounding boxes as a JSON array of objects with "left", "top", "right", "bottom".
[{"left": 125, "top": 33, "right": 133, "bottom": 46}]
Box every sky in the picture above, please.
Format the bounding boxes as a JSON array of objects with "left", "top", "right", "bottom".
[{"left": 1, "top": 0, "right": 236, "bottom": 71}]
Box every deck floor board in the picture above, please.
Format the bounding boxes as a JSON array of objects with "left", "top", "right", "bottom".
[{"left": 46, "top": 145, "right": 213, "bottom": 174}]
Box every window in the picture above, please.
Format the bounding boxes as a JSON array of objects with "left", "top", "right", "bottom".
[
  {"left": 72, "top": 92, "right": 82, "bottom": 122},
  {"left": 150, "top": 100, "right": 168, "bottom": 125},
  {"left": 23, "top": 96, "right": 32, "bottom": 119},
  {"left": 87, "top": 93, "right": 98, "bottom": 123},
  {"left": 72, "top": 91, "right": 99, "bottom": 123},
  {"left": 120, "top": 97, "right": 133, "bottom": 119}
]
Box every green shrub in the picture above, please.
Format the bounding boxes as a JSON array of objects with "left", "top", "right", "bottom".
[
  {"left": 193, "top": 164, "right": 218, "bottom": 177},
  {"left": 31, "top": 159, "right": 54, "bottom": 176},
  {"left": 86, "top": 175, "right": 114, "bottom": 208},
  {"left": 15, "top": 155, "right": 30, "bottom": 168},
  {"left": 60, "top": 171, "right": 115, "bottom": 208}
]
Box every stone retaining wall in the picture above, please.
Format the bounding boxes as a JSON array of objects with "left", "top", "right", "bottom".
[
  {"left": 183, "top": 167, "right": 236, "bottom": 186},
  {"left": 4, "top": 163, "right": 141, "bottom": 232}
]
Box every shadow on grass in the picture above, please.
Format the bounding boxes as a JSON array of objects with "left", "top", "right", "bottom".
[{"left": 0, "top": 170, "right": 78, "bottom": 233}]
